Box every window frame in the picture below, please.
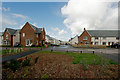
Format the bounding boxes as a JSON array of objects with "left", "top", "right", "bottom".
[{"left": 83, "top": 36, "right": 87, "bottom": 40}]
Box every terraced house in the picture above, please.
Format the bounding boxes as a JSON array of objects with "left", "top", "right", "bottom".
[
  {"left": 2, "top": 22, "right": 45, "bottom": 47},
  {"left": 78, "top": 28, "right": 120, "bottom": 46},
  {"left": 20, "top": 22, "right": 45, "bottom": 47}
]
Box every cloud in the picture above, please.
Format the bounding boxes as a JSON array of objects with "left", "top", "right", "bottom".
[
  {"left": 61, "top": 0, "right": 118, "bottom": 35},
  {"left": 0, "top": 7, "right": 10, "bottom": 12},
  {"left": 12, "top": 13, "right": 29, "bottom": 19},
  {"left": 52, "top": 27, "right": 67, "bottom": 35}
]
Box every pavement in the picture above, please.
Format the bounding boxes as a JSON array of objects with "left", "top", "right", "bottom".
[{"left": 2, "top": 49, "right": 39, "bottom": 62}]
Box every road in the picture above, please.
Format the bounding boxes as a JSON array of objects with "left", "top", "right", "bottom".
[{"left": 1, "top": 45, "right": 119, "bottom": 64}]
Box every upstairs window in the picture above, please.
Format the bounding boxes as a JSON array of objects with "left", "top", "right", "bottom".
[
  {"left": 36, "top": 34, "right": 38, "bottom": 38},
  {"left": 6, "top": 34, "right": 8, "bottom": 39},
  {"left": 116, "top": 37, "right": 119, "bottom": 40},
  {"left": 103, "top": 37, "right": 106, "bottom": 39},
  {"left": 83, "top": 36, "right": 87, "bottom": 40},
  {"left": 23, "top": 33, "right": 25, "bottom": 37},
  {"left": 43, "top": 34, "right": 44, "bottom": 39},
  {"left": 95, "top": 37, "right": 98, "bottom": 39}
]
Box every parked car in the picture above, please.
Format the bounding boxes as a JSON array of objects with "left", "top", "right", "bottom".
[
  {"left": 111, "top": 43, "right": 120, "bottom": 48},
  {"left": 14, "top": 42, "right": 20, "bottom": 47}
]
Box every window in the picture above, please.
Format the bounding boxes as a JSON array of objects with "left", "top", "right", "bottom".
[
  {"left": 116, "top": 37, "right": 119, "bottom": 40},
  {"left": 83, "top": 36, "right": 87, "bottom": 40},
  {"left": 85, "top": 42, "right": 89, "bottom": 45},
  {"left": 103, "top": 42, "right": 106, "bottom": 45},
  {"left": 6, "top": 34, "right": 8, "bottom": 39},
  {"left": 103, "top": 37, "right": 106, "bottom": 39},
  {"left": 43, "top": 34, "right": 44, "bottom": 39},
  {"left": 95, "top": 37, "right": 98, "bottom": 39},
  {"left": 23, "top": 33, "right": 25, "bottom": 37},
  {"left": 36, "top": 40, "right": 38, "bottom": 45},
  {"left": 36, "top": 34, "right": 38, "bottom": 38},
  {"left": 95, "top": 42, "right": 98, "bottom": 45}
]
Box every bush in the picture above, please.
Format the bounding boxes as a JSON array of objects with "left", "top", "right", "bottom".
[
  {"left": 22, "top": 57, "right": 31, "bottom": 66},
  {"left": 34, "top": 56, "right": 39, "bottom": 64},
  {"left": 4, "top": 59, "right": 22, "bottom": 72},
  {"left": 19, "top": 44, "right": 23, "bottom": 47}
]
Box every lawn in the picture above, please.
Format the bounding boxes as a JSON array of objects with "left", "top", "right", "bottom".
[
  {"left": 37, "top": 51, "right": 118, "bottom": 65},
  {"left": 2, "top": 51, "right": 119, "bottom": 78}
]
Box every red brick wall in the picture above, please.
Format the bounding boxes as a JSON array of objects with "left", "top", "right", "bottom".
[
  {"left": 20, "top": 22, "right": 36, "bottom": 47},
  {"left": 3, "top": 29, "right": 12, "bottom": 46},
  {"left": 78, "top": 29, "right": 91, "bottom": 45},
  {"left": 20, "top": 22, "right": 46, "bottom": 47}
]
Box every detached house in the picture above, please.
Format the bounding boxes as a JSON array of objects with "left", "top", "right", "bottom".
[
  {"left": 3, "top": 28, "right": 20, "bottom": 46},
  {"left": 69, "top": 35, "right": 78, "bottom": 45},
  {"left": 78, "top": 28, "right": 120, "bottom": 46},
  {"left": 20, "top": 22, "right": 45, "bottom": 47}
]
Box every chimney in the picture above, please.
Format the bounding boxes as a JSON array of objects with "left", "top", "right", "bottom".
[{"left": 84, "top": 28, "right": 86, "bottom": 31}]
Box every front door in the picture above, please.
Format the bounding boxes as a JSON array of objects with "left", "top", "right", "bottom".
[{"left": 26, "top": 39, "right": 31, "bottom": 46}]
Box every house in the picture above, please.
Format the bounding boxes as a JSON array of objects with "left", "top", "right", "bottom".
[
  {"left": 45, "top": 35, "right": 60, "bottom": 45},
  {"left": 69, "top": 35, "right": 78, "bottom": 45},
  {"left": 78, "top": 28, "right": 120, "bottom": 46},
  {"left": 20, "top": 22, "right": 45, "bottom": 47},
  {"left": 0, "top": 32, "right": 3, "bottom": 45},
  {"left": 3, "top": 28, "right": 20, "bottom": 46}
]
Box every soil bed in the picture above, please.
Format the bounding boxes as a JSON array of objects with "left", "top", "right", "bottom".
[{"left": 2, "top": 51, "right": 119, "bottom": 79}]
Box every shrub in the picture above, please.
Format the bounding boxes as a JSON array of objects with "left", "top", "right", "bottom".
[
  {"left": 4, "top": 59, "right": 22, "bottom": 72},
  {"left": 34, "top": 56, "right": 39, "bottom": 64},
  {"left": 22, "top": 57, "right": 31, "bottom": 66},
  {"left": 24, "top": 67, "right": 29, "bottom": 77}
]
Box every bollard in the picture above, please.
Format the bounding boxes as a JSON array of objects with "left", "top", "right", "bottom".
[
  {"left": 93, "top": 51, "right": 94, "bottom": 54},
  {"left": 80, "top": 51, "right": 82, "bottom": 53},
  {"left": 51, "top": 49, "right": 53, "bottom": 52},
  {"left": 66, "top": 50, "right": 68, "bottom": 52}
]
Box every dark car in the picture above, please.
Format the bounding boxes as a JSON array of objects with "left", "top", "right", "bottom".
[
  {"left": 14, "top": 42, "right": 20, "bottom": 47},
  {"left": 111, "top": 43, "right": 120, "bottom": 48}
]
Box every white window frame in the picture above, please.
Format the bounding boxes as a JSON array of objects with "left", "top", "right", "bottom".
[
  {"left": 6, "top": 34, "right": 8, "bottom": 39},
  {"left": 23, "top": 33, "right": 25, "bottom": 37},
  {"left": 36, "top": 40, "right": 38, "bottom": 45},
  {"left": 83, "top": 36, "right": 87, "bottom": 40},
  {"left": 36, "top": 34, "right": 38, "bottom": 38}
]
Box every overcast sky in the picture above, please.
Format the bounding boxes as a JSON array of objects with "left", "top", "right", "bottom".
[{"left": 0, "top": 0, "right": 119, "bottom": 41}]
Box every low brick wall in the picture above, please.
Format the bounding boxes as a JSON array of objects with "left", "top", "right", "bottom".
[{"left": 71, "top": 44, "right": 106, "bottom": 48}]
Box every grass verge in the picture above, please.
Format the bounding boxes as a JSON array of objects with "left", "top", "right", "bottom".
[{"left": 35, "top": 51, "right": 118, "bottom": 65}]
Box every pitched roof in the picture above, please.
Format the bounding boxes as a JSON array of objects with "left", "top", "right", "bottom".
[
  {"left": 6, "top": 28, "right": 19, "bottom": 35},
  {"left": 29, "top": 24, "right": 42, "bottom": 33},
  {"left": 87, "top": 30, "right": 120, "bottom": 37}
]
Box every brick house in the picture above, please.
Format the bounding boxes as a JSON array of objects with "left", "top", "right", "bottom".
[
  {"left": 3, "top": 28, "right": 20, "bottom": 46},
  {"left": 20, "top": 22, "right": 45, "bottom": 47},
  {"left": 78, "top": 28, "right": 120, "bottom": 46}
]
